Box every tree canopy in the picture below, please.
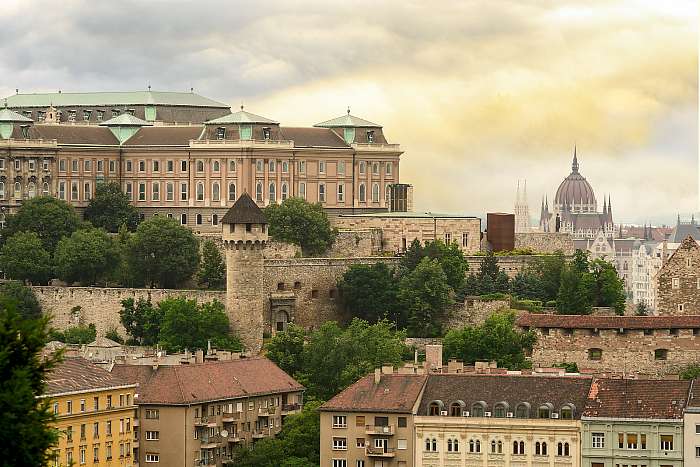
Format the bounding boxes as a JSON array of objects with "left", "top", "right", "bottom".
[
  {"left": 462, "top": 250, "right": 510, "bottom": 296},
  {"left": 54, "top": 227, "right": 119, "bottom": 285},
  {"left": 0, "top": 231, "right": 53, "bottom": 284},
  {"left": 2, "top": 196, "right": 80, "bottom": 252},
  {"left": 119, "top": 297, "right": 164, "bottom": 346},
  {"left": 0, "top": 281, "right": 42, "bottom": 320},
  {"left": 338, "top": 262, "right": 398, "bottom": 323},
  {"left": 264, "top": 197, "right": 337, "bottom": 256},
  {"left": 196, "top": 240, "right": 226, "bottom": 289},
  {"left": 443, "top": 310, "right": 536, "bottom": 370},
  {"left": 126, "top": 216, "right": 200, "bottom": 288},
  {"left": 84, "top": 182, "right": 140, "bottom": 232},
  {"left": 398, "top": 257, "right": 453, "bottom": 337},
  {"left": 400, "top": 239, "right": 468, "bottom": 291}
]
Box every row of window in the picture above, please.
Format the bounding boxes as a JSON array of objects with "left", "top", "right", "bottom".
[
  {"left": 0, "top": 181, "right": 50, "bottom": 200},
  {"left": 63, "top": 417, "right": 131, "bottom": 442},
  {"left": 52, "top": 393, "right": 131, "bottom": 415},
  {"left": 426, "top": 400, "right": 575, "bottom": 419},
  {"left": 423, "top": 438, "right": 570, "bottom": 457},
  {"left": 0, "top": 158, "right": 50, "bottom": 171},
  {"left": 671, "top": 277, "right": 700, "bottom": 289},
  {"left": 590, "top": 431, "right": 675, "bottom": 451},
  {"left": 587, "top": 347, "right": 675, "bottom": 361},
  {"left": 332, "top": 415, "right": 407, "bottom": 429},
  {"left": 540, "top": 327, "right": 700, "bottom": 338},
  {"left": 52, "top": 440, "right": 131, "bottom": 466}
]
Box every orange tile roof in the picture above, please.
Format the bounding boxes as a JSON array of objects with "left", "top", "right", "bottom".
[
  {"left": 321, "top": 374, "right": 427, "bottom": 413},
  {"left": 43, "top": 357, "right": 135, "bottom": 396},
  {"left": 582, "top": 378, "right": 690, "bottom": 419}
]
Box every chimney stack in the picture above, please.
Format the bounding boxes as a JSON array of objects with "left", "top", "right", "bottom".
[
  {"left": 195, "top": 349, "right": 204, "bottom": 364},
  {"left": 425, "top": 344, "right": 443, "bottom": 372},
  {"left": 374, "top": 368, "right": 381, "bottom": 384}
]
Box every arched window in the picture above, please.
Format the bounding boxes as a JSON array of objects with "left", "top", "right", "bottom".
[
  {"left": 497, "top": 440, "right": 503, "bottom": 453},
  {"left": 564, "top": 442, "right": 569, "bottom": 456},
  {"left": 491, "top": 440, "right": 497, "bottom": 453},
  {"left": 212, "top": 182, "right": 220, "bottom": 202},
  {"left": 557, "top": 442, "right": 563, "bottom": 456},
  {"left": 469, "top": 440, "right": 475, "bottom": 453},
  {"left": 14, "top": 182, "right": 21, "bottom": 198},
  {"left": 282, "top": 161, "right": 288, "bottom": 173},
  {"left": 229, "top": 160, "right": 236, "bottom": 172},
  {"left": 228, "top": 183, "right": 236, "bottom": 201},
  {"left": 255, "top": 182, "right": 263, "bottom": 202},
  {"left": 212, "top": 214, "right": 218, "bottom": 226},
  {"left": 196, "top": 214, "right": 202, "bottom": 225},
  {"left": 27, "top": 183, "right": 36, "bottom": 198},
  {"left": 538, "top": 404, "right": 553, "bottom": 419},
  {"left": 535, "top": 442, "right": 541, "bottom": 455},
  {"left": 520, "top": 441, "right": 525, "bottom": 455},
  {"left": 542, "top": 442, "right": 548, "bottom": 456},
  {"left": 281, "top": 183, "right": 288, "bottom": 201},
  {"left": 359, "top": 183, "right": 366, "bottom": 202},
  {"left": 372, "top": 183, "right": 379, "bottom": 202},
  {"left": 452, "top": 439, "right": 459, "bottom": 452},
  {"left": 269, "top": 182, "right": 276, "bottom": 203},
  {"left": 196, "top": 160, "right": 204, "bottom": 172},
  {"left": 560, "top": 404, "right": 575, "bottom": 420},
  {"left": 428, "top": 401, "right": 442, "bottom": 416},
  {"left": 42, "top": 182, "right": 49, "bottom": 196},
  {"left": 471, "top": 402, "right": 486, "bottom": 418},
  {"left": 447, "top": 439, "right": 453, "bottom": 452},
  {"left": 449, "top": 402, "right": 463, "bottom": 417},
  {"left": 494, "top": 402, "right": 508, "bottom": 418},
  {"left": 432, "top": 439, "right": 437, "bottom": 452},
  {"left": 0, "top": 182, "right": 5, "bottom": 199},
  {"left": 196, "top": 182, "right": 204, "bottom": 201},
  {"left": 515, "top": 403, "right": 530, "bottom": 418},
  {"left": 425, "top": 439, "right": 431, "bottom": 452},
  {"left": 212, "top": 160, "right": 220, "bottom": 172},
  {"left": 180, "top": 213, "right": 187, "bottom": 225}
]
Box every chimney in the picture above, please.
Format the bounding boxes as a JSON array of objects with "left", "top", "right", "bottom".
[
  {"left": 195, "top": 349, "right": 204, "bottom": 364},
  {"left": 425, "top": 344, "right": 443, "bottom": 372},
  {"left": 447, "top": 358, "right": 464, "bottom": 374},
  {"left": 374, "top": 368, "right": 381, "bottom": 384},
  {"left": 381, "top": 364, "right": 393, "bottom": 375},
  {"left": 662, "top": 235, "right": 668, "bottom": 266}
]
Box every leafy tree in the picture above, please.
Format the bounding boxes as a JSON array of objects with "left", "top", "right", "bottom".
[
  {"left": 531, "top": 252, "right": 566, "bottom": 301},
  {"left": 112, "top": 224, "right": 138, "bottom": 287},
  {"left": 54, "top": 228, "right": 119, "bottom": 285},
  {"left": 571, "top": 249, "right": 590, "bottom": 275},
  {"left": 0, "top": 281, "right": 42, "bottom": 320},
  {"left": 196, "top": 240, "right": 226, "bottom": 289},
  {"left": 119, "top": 298, "right": 164, "bottom": 346},
  {"left": 443, "top": 311, "right": 536, "bottom": 370},
  {"left": 0, "top": 232, "right": 53, "bottom": 284},
  {"left": 126, "top": 216, "right": 200, "bottom": 288},
  {"left": 0, "top": 303, "right": 61, "bottom": 466},
  {"left": 553, "top": 362, "right": 580, "bottom": 373},
  {"left": 265, "top": 197, "right": 337, "bottom": 256},
  {"left": 338, "top": 263, "right": 399, "bottom": 323},
  {"left": 104, "top": 327, "right": 125, "bottom": 344},
  {"left": 50, "top": 323, "right": 97, "bottom": 344},
  {"left": 84, "top": 182, "right": 140, "bottom": 232},
  {"left": 400, "top": 239, "right": 468, "bottom": 291},
  {"left": 158, "top": 298, "right": 241, "bottom": 352},
  {"left": 556, "top": 264, "right": 593, "bottom": 314},
  {"left": 680, "top": 364, "right": 700, "bottom": 380},
  {"left": 264, "top": 324, "right": 306, "bottom": 377},
  {"left": 635, "top": 301, "right": 649, "bottom": 316},
  {"left": 589, "top": 258, "right": 626, "bottom": 314},
  {"left": 2, "top": 196, "right": 80, "bottom": 252},
  {"left": 398, "top": 258, "right": 453, "bottom": 337},
  {"left": 462, "top": 250, "right": 510, "bottom": 296}
]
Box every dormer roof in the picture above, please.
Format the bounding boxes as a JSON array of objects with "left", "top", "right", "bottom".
[
  {"left": 221, "top": 192, "right": 267, "bottom": 224},
  {"left": 99, "top": 113, "right": 152, "bottom": 127},
  {"left": 206, "top": 108, "right": 278, "bottom": 125}
]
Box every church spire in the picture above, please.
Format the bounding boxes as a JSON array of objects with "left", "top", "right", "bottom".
[
  {"left": 602, "top": 195, "right": 607, "bottom": 215},
  {"left": 572, "top": 145, "right": 579, "bottom": 173},
  {"left": 608, "top": 195, "right": 612, "bottom": 222},
  {"left": 516, "top": 180, "right": 521, "bottom": 203}
]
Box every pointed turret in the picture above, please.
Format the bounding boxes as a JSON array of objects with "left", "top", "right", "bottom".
[
  {"left": 607, "top": 195, "right": 613, "bottom": 223},
  {"left": 571, "top": 145, "right": 579, "bottom": 173}
]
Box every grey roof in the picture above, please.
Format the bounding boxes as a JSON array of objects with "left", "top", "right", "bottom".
[
  {"left": 314, "top": 111, "right": 381, "bottom": 128},
  {"left": 4, "top": 90, "right": 229, "bottom": 108},
  {"left": 99, "top": 113, "right": 152, "bottom": 127},
  {"left": 206, "top": 108, "right": 278, "bottom": 125},
  {"left": 0, "top": 105, "right": 33, "bottom": 123},
  {"left": 221, "top": 192, "right": 267, "bottom": 224},
  {"left": 668, "top": 219, "right": 700, "bottom": 243},
  {"left": 87, "top": 337, "right": 122, "bottom": 348}
]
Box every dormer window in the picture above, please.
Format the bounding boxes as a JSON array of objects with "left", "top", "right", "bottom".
[
  {"left": 263, "top": 127, "right": 271, "bottom": 140},
  {"left": 112, "top": 109, "right": 120, "bottom": 117},
  {"left": 23, "top": 111, "right": 32, "bottom": 118},
  {"left": 68, "top": 110, "right": 77, "bottom": 122},
  {"left": 83, "top": 111, "right": 91, "bottom": 121},
  {"left": 128, "top": 109, "right": 135, "bottom": 115},
  {"left": 37, "top": 111, "right": 46, "bottom": 122},
  {"left": 20, "top": 125, "right": 30, "bottom": 139},
  {"left": 367, "top": 130, "right": 374, "bottom": 143},
  {"left": 96, "top": 110, "right": 104, "bottom": 121},
  {"left": 216, "top": 127, "right": 226, "bottom": 140}
]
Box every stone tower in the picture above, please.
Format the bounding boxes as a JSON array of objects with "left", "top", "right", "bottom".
[
  {"left": 514, "top": 179, "right": 531, "bottom": 233},
  {"left": 221, "top": 192, "right": 268, "bottom": 353}
]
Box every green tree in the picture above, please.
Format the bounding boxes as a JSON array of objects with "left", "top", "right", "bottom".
[
  {"left": 119, "top": 298, "right": 164, "bottom": 346},
  {"left": 59, "top": 323, "right": 97, "bottom": 344},
  {"left": 84, "top": 182, "right": 140, "bottom": 232},
  {"left": 112, "top": 224, "right": 139, "bottom": 287},
  {"left": 338, "top": 263, "right": 399, "bottom": 324},
  {"left": 398, "top": 258, "right": 453, "bottom": 337},
  {"left": 54, "top": 228, "right": 119, "bottom": 285},
  {"left": 556, "top": 264, "right": 593, "bottom": 314},
  {"left": 264, "top": 324, "right": 307, "bottom": 377},
  {"left": 196, "top": 240, "right": 226, "bottom": 289},
  {"left": 158, "top": 298, "right": 241, "bottom": 352},
  {"left": 104, "top": 327, "right": 125, "bottom": 344},
  {"left": 126, "top": 216, "right": 200, "bottom": 288},
  {"left": 2, "top": 196, "right": 80, "bottom": 252},
  {"left": 0, "top": 304, "right": 61, "bottom": 466},
  {"left": 532, "top": 252, "right": 566, "bottom": 301},
  {"left": 590, "top": 258, "right": 626, "bottom": 314},
  {"left": 680, "top": 364, "right": 700, "bottom": 380},
  {"left": 462, "top": 250, "right": 510, "bottom": 296},
  {"left": 265, "top": 197, "right": 337, "bottom": 256},
  {"left": 0, "top": 281, "right": 42, "bottom": 320},
  {"left": 635, "top": 301, "right": 649, "bottom": 316},
  {"left": 510, "top": 270, "right": 544, "bottom": 300},
  {"left": 443, "top": 311, "right": 536, "bottom": 370},
  {"left": 399, "top": 239, "right": 468, "bottom": 291},
  {"left": 0, "top": 232, "right": 53, "bottom": 284}
]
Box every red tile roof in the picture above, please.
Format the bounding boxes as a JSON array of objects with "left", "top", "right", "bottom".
[
  {"left": 582, "top": 378, "right": 690, "bottom": 419},
  {"left": 321, "top": 374, "right": 427, "bottom": 413},
  {"left": 517, "top": 313, "right": 700, "bottom": 329},
  {"left": 43, "top": 357, "right": 135, "bottom": 397},
  {"left": 112, "top": 357, "right": 303, "bottom": 405}
]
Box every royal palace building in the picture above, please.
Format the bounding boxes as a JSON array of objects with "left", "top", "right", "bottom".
[{"left": 0, "top": 90, "right": 404, "bottom": 231}]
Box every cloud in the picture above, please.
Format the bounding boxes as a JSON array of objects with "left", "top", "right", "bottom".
[{"left": 0, "top": 0, "right": 696, "bottom": 224}]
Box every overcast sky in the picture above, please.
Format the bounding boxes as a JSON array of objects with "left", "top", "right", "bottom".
[{"left": 0, "top": 0, "right": 696, "bottom": 225}]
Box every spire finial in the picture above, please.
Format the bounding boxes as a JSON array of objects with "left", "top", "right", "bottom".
[
  {"left": 516, "top": 180, "right": 521, "bottom": 203},
  {"left": 147, "top": 83, "right": 151, "bottom": 91},
  {"left": 241, "top": 104, "right": 244, "bottom": 111},
  {"left": 572, "top": 144, "right": 579, "bottom": 173},
  {"left": 3, "top": 98, "right": 7, "bottom": 108},
  {"left": 347, "top": 106, "right": 351, "bottom": 115}
]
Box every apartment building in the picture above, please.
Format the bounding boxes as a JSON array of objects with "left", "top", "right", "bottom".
[
  {"left": 111, "top": 357, "right": 304, "bottom": 466},
  {"left": 0, "top": 91, "right": 404, "bottom": 231},
  {"left": 41, "top": 357, "right": 137, "bottom": 467},
  {"left": 581, "top": 378, "right": 690, "bottom": 467},
  {"left": 683, "top": 380, "right": 700, "bottom": 464}
]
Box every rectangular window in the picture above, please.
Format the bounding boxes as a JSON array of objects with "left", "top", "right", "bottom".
[
  {"left": 356, "top": 438, "right": 365, "bottom": 448},
  {"left": 256, "top": 160, "right": 264, "bottom": 172},
  {"left": 145, "top": 431, "right": 159, "bottom": 440},
  {"left": 71, "top": 159, "right": 78, "bottom": 172},
  {"left": 319, "top": 183, "right": 326, "bottom": 202},
  {"left": 356, "top": 460, "right": 365, "bottom": 467},
  {"left": 93, "top": 422, "right": 99, "bottom": 438},
  {"left": 355, "top": 416, "right": 365, "bottom": 427},
  {"left": 660, "top": 435, "right": 673, "bottom": 451},
  {"left": 59, "top": 159, "right": 66, "bottom": 172},
  {"left": 338, "top": 161, "right": 345, "bottom": 175},
  {"left": 71, "top": 181, "right": 79, "bottom": 200},
  {"left": 138, "top": 160, "right": 145, "bottom": 172},
  {"left": 84, "top": 182, "right": 91, "bottom": 200},
  {"left": 592, "top": 432, "right": 605, "bottom": 448},
  {"left": 153, "top": 160, "right": 159, "bottom": 172},
  {"left": 269, "top": 159, "right": 276, "bottom": 172},
  {"left": 333, "top": 437, "right": 347, "bottom": 450},
  {"left": 59, "top": 182, "right": 66, "bottom": 200},
  {"left": 319, "top": 160, "right": 326, "bottom": 174},
  {"left": 337, "top": 184, "right": 344, "bottom": 202},
  {"left": 332, "top": 460, "right": 347, "bottom": 467},
  {"left": 106, "top": 421, "right": 112, "bottom": 435},
  {"left": 332, "top": 415, "right": 347, "bottom": 428},
  {"left": 80, "top": 424, "right": 86, "bottom": 440},
  {"left": 180, "top": 183, "right": 188, "bottom": 201},
  {"left": 299, "top": 182, "right": 306, "bottom": 199},
  {"left": 626, "top": 433, "right": 638, "bottom": 449},
  {"left": 181, "top": 160, "right": 187, "bottom": 172},
  {"left": 298, "top": 160, "right": 305, "bottom": 173},
  {"left": 167, "top": 160, "right": 174, "bottom": 172},
  {"left": 166, "top": 182, "right": 174, "bottom": 201},
  {"left": 138, "top": 183, "right": 146, "bottom": 201},
  {"left": 145, "top": 409, "right": 159, "bottom": 419},
  {"left": 28, "top": 159, "right": 36, "bottom": 171},
  {"left": 145, "top": 454, "right": 159, "bottom": 462},
  {"left": 672, "top": 278, "right": 680, "bottom": 289},
  {"left": 444, "top": 233, "right": 451, "bottom": 244},
  {"left": 109, "top": 160, "right": 116, "bottom": 173},
  {"left": 97, "top": 160, "right": 104, "bottom": 173},
  {"left": 126, "top": 160, "right": 132, "bottom": 172},
  {"left": 84, "top": 160, "right": 91, "bottom": 172},
  {"left": 386, "top": 162, "right": 392, "bottom": 175},
  {"left": 152, "top": 182, "right": 160, "bottom": 201},
  {"left": 125, "top": 182, "right": 133, "bottom": 201},
  {"left": 42, "top": 159, "right": 49, "bottom": 171},
  {"left": 462, "top": 232, "right": 469, "bottom": 247},
  {"left": 80, "top": 399, "right": 85, "bottom": 412},
  {"left": 398, "top": 439, "right": 407, "bottom": 450},
  {"left": 398, "top": 417, "right": 407, "bottom": 428}
]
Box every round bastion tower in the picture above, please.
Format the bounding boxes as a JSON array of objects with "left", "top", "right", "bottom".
[{"left": 220, "top": 192, "right": 267, "bottom": 354}]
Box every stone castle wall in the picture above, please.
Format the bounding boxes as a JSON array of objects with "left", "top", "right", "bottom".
[
  {"left": 528, "top": 327, "right": 700, "bottom": 376},
  {"left": 656, "top": 238, "right": 700, "bottom": 315},
  {"left": 465, "top": 255, "right": 544, "bottom": 278},
  {"left": 515, "top": 232, "right": 575, "bottom": 255},
  {"left": 445, "top": 298, "right": 511, "bottom": 329}
]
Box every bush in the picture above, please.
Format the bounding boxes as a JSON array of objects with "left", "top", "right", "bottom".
[
  {"left": 510, "top": 298, "right": 543, "bottom": 312},
  {"left": 680, "top": 364, "right": 700, "bottom": 380},
  {"left": 478, "top": 293, "right": 509, "bottom": 301},
  {"left": 553, "top": 362, "right": 579, "bottom": 373},
  {"left": 50, "top": 323, "right": 97, "bottom": 344},
  {"left": 104, "top": 328, "right": 125, "bottom": 345}
]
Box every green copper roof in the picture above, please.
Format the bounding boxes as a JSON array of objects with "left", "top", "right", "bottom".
[
  {"left": 314, "top": 110, "right": 381, "bottom": 128},
  {"left": 206, "top": 108, "right": 278, "bottom": 125},
  {"left": 0, "top": 105, "right": 33, "bottom": 123},
  {"left": 99, "top": 113, "right": 152, "bottom": 127},
  {"left": 3, "top": 91, "right": 229, "bottom": 108}
]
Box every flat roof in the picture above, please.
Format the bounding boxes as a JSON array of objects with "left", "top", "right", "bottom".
[{"left": 339, "top": 211, "right": 479, "bottom": 219}]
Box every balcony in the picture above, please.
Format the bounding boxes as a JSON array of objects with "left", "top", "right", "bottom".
[
  {"left": 222, "top": 411, "right": 241, "bottom": 422},
  {"left": 258, "top": 406, "right": 276, "bottom": 416},
  {"left": 252, "top": 428, "right": 271, "bottom": 439},
  {"left": 366, "top": 446, "right": 396, "bottom": 457},
  {"left": 199, "top": 435, "right": 223, "bottom": 449},
  {"left": 227, "top": 432, "right": 242, "bottom": 443},
  {"left": 281, "top": 403, "right": 300, "bottom": 413},
  {"left": 193, "top": 459, "right": 216, "bottom": 466},
  {"left": 194, "top": 417, "right": 218, "bottom": 427},
  {"left": 365, "top": 425, "right": 394, "bottom": 436},
  {"left": 190, "top": 139, "right": 295, "bottom": 149}
]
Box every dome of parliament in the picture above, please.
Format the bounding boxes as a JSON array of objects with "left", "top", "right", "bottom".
[{"left": 554, "top": 148, "right": 596, "bottom": 209}]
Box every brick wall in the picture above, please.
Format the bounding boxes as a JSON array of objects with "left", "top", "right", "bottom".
[{"left": 515, "top": 232, "right": 575, "bottom": 255}]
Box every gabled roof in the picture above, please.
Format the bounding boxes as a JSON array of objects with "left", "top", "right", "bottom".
[
  {"left": 583, "top": 378, "right": 690, "bottom": 419},
  {"left": 4, "top": 90, "right": 229, "bottom": 108},
  {"left": 43, "top": 357, "right": 135, "bottom": 397},
  {"left": 221, "top": 192, "right": 267, "bottom": 225},
  {"left": 112, "top": 358, "right": 303, "bottom": 405},
  {"left": 206, "top": 108, "right": 278, "bottom": 125},
  {"left": 322, "top": 374, "right": 427, "bottom": 413},
  {"left": 99, "top": 113, "right": 152, "bottom": 127},
  {"left": 314, "top": 111, "right": 381, "bottom": 128},
  {"left": 516, "top": 313, "right": 700, "bottom": 329},
  {"left": 0, "top": 105, "right": 33, "bottom": 123},
  {"left": 87, "top": 337, "right": 122, "bottom": 348}
]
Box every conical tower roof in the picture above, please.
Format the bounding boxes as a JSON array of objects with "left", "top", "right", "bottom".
[{"left": 221, "top": 192, "right": 267, "bottom": 224}]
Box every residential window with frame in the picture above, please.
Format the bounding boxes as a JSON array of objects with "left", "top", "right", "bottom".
[
  {"left": 319, "top": 160, "right": 326, "bottom": 174},
  {"left": 97, "top": 160, "right": 104, "bottom": 173},
  {"left": 269, "top": 159, "right": 276, "bottom": 173},
  {"left": 256, "top": 160, "right": 264, "bottom": 172},
  {"left": 152, "top": 182, "right": 160, "bottom": 201},
  {"left": 216, "top": 127, "right": 226, "bottom": 140},
  {"left": 281, "top": 182, "right": 288, "bottom": 200},
  {"left": 138, "top": 183, "right": 146, "bottom": 201},
  {"left": 282, "top": 160, "right": 288, "bottom": 173},
  {"left": 59, "top": 159, "right": 66, "bottom": 172},
  {"left": 196, "top": 160, "right": 204, "bottom": 172},
  {"left": 332, "top": 437, "right": 347, "bottom": 450},
  {"left": 145, "top": 454, "right": 159, "bottom": 463},
  {"left": 166, "top": 182, "right": 174, "bottom": 201},
  {"left": 228, "top": 183, "right": 236, "bottom": 201},
  {"left": 660, "top": 435, "right": 673, "bottom": 451},
  {"left": 626, "top": 433, "right": 638, "bottom": 449},
  {"left": 145, "top": 409, "right": 159, "bottom": 419},
  {"left": 181, "top": 160, "right": 187, "bottom": 172},
  {"left": 263, "top": 127, "right": 271, "bottom": 140},
  {"left": 397, "top": 439, "right": 407, "bottom": 450},
  {"left": 212, "top": 160, "right": 220, "bottom": 172},
  {"left": 106, "top": 421, "right": 112, "bottom": 436},
  {"left": 84, "top": 160, "right": 92, "bottom": 172},
  {"left": 672, "top": 278, "right": 680, "bottom": 289},
  {"left": 318, "top": 183, "right": 326, "bottom": 202},
  {"left": 444, "top": 233, "right": 452, "bottom": 244},
  {"left": 42, "top": 159, "right": 49, "bottom": 171},
  {"left": 337, "top": 160, "right": 345, "bottom": 175},
  {"left": 299, "top": 182, "right": 306, "bottom": 199},
  {"left": 125, "top": 182, "right": 133, "bottom": 201},
  {"left": 166, "top": 160, "right": 174, "bottom": 172},
  {"left": 588, "top": 348, "right": 602, "bottom": 360},
  {"left": 125, "top": 160, "right": 132, "bottom": 172},
  {"left": 109, "top": 160, "right": 116, "bottom": 173},
  {"left": 93, "top": 422, "right": 99, "bottom": 438},
  {"left": 145, "top": 431, "right": 159, "bottom": 441},
  {"left": 331, "top": 460, "right": 347, "bottom": 467},
  {"left": 356, "top": 460, "right": 365, "bottom": 467},
  {"left": 84, "top": 182, "right": 91, "bottom": 200},
  {"left": 298, "top": 160, "right": 305, "bottom": 173},
  {"left": 138, "top": 160, "right": 145, "bottom": 172},
  {"left": 332, "top": 415, "right": 347, "bottom": 428},
  {"left": 212, "top": 182, "right": 220, "bottom": 202},
  {"left": 385, "top": 161, "right": 392, "bottom": 175},
  {"left": 359, "top": 183, "right": 366, "bottom": 202},
  {"left": 71, "top": 181, "right": 79, "bottom": 200},
  {"left": 28, "top": 159, "right": 36, "bottom": 171},
  {"left": 372, "top": 183, "right": 379, "bottom": 202},
  {"left": 181, "top": 213, "right": 187, "bottom": 225},
  {"left": 359, "top": 161, "right": 366, "bottom": 174},
  {"left": 153, "top": 160, "right": 160, "bottom": 172},
  {"left": 256, "top": 182, "right": 263, "bottom": 202},
  {"left": 269, "top": 182, "right": 276, "bottom": 202},
  {"left": 372, "top": 162, "right": 379, "bottom": 175},
  {"left": 229, "top": 159, "right": 236, "bottom": 172},
  {"left": 71, "top": 159, "right": 78, "bottom": 172},
  {"left": 180, "top": 183, "right": 188, "bottom": 201},
  {"left": 337, "top": 183, "right": 344, "bottom": 203}
]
